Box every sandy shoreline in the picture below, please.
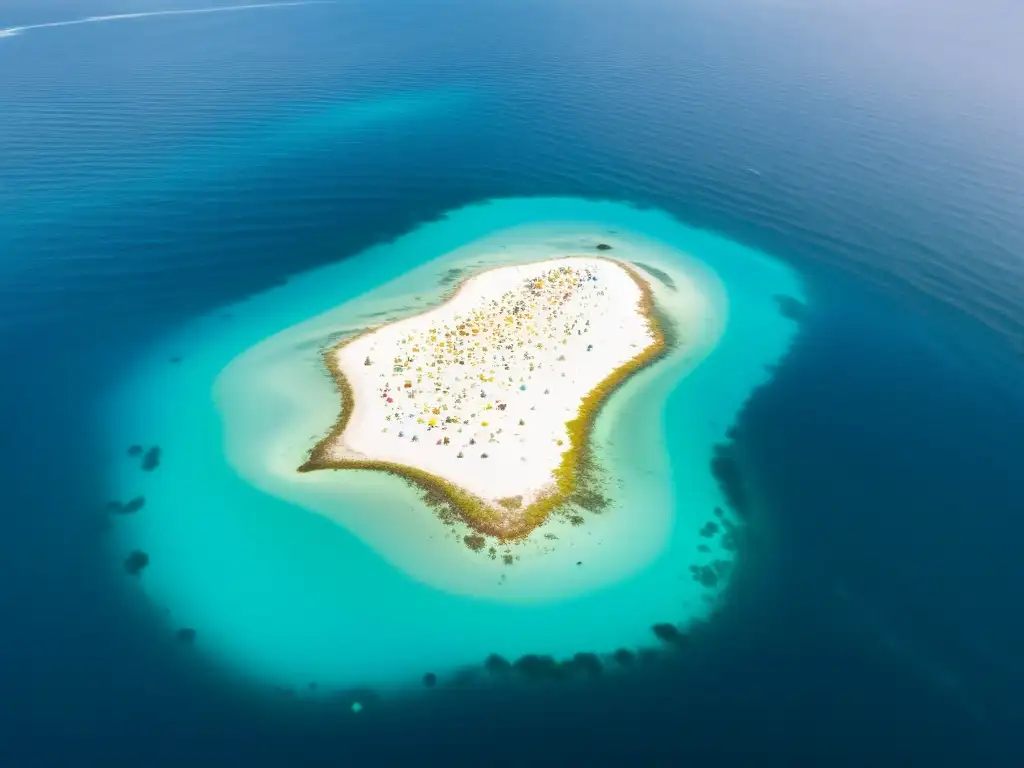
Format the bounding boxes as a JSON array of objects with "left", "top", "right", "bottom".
[{"left": 300, "top": 256, "right": 670, "bottom": 539}]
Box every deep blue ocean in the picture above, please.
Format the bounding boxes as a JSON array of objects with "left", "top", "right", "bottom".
[{"left": 2, "top": 0, "right": 1023, "bottom": 764}]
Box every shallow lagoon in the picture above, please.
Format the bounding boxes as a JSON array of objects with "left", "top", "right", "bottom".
[{"left": 104, "top": 197, "right": 804, "bottom": 692}]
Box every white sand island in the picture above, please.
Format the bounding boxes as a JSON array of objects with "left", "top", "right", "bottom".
[{"left": 300, "top": 256, "right": 668, "bottom": 539}]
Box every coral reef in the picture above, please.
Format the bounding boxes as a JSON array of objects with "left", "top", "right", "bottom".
[
  {"left": 710, "top": 443, "right": 747, "bottom": 515},
  {"left": 141, "top": 446, "right": 161, "bottom": 472},
  {"left": 512, "top": 654, "right": 561, "bottom": 681},
  {"left": 111, "top": 496, "right": 146, "bottom": 515},
  {"left": 699, "top": 520, "right": 720, "bottom": 537},
  {"left": 612, "top": 648, "right": 635, "bottom": 666},
  {"left": 568, "top": 652, "right": 603, "bottom": 677},
  {"left": 651, "top": 623, "right": 683, "bottom": 644},
  {"left": 123, "top": 550, "right": 150, "bottom": 576},
  {"left": 484, "top": 654, "right": 513, "bottom": 675},
  {"left": 689, "top": 564, "right": 719, "bottom": 587},
  {"left": 774, "top": 293, "right": 808, "bottom": 323}
]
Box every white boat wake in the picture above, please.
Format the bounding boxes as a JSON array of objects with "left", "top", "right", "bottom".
[{"left": 0, "top": 2, "right": 331, "bottom": 39}]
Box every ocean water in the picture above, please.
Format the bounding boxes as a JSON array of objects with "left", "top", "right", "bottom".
[{"left": 2, "top": 0, "right": 1023, "bottom": 764}]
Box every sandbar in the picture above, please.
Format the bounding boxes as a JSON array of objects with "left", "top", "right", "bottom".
[{"left": 301, "top": 256, "right": 668, "bottom": 539}]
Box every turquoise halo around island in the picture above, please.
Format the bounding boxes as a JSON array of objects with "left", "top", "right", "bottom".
[{"left": 104, "top": 197, "right": 804, "bottom": 693}]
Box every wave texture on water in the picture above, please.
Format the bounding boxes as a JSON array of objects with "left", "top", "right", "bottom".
[{"left": 0, "top": 2, "right": 333, "bottom": 39}]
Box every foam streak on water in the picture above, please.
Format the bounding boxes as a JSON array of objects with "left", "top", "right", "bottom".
[{"left": 0, "top": 2, "right": 333, "bottom": 39}]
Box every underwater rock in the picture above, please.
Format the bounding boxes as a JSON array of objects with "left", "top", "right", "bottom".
[
  {"left": 595, "top": 243, "right": 613, "bottom": 251},
  {"left": 176, "top": 628, "right": 196, "bottom": 644},
  {"left": 484, "top": 654, "right": 513, "bottom": 675},
  {"left": 699, "top": 521, "right": 720, "bottom": 538},
  {"left": 113, "top": 496, "right": 146, "bottom": 515},
  {"left": 141, "top": 446, "right": 161, "bottom": 472},
  {"left": 652, "top": 623, "right": 683, "bottom": 645},
  {"left": 774, "top": 294, "right": 808, "bottom": 323},
  {"left": 710, "top": 443, "right": 747, "bottom": 515},
  {"left": 513, "top": 654, "right": 561, "bottom": 682},
  {"left": 127, "top": 445, "right": 144, "bottom": 457},
  {"left": 569, "top": 652, "right": 603, "bottom": 677},
  {"left": 613, "top": 648, "right": 635, "bottom": 666},
  {"left": 123, "top": 550, "right": 150, "bottom": 576},
  {"left": 690, "top": 564, "right": 719, "bottom": 588}
]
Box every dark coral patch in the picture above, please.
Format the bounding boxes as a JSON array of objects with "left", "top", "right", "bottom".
[
  {"left": 699, "top": 521, "right": 720, "bottom": 538},
  {"left": 484, "top": 654, "right": 513, "bottom": 675},
  {"left": 422, "top": 672, "right": 437, "bottom": 688},
  {"left": 595, "top": 243, "right": 613, "bottom": 251},
  {"left": 127, "top": 445, "right": 144, "bottom": 457},
  {"left": 513, "top": 654, "right": 561, "bottom": 681},
  {"left": 691, "top": 564, "right": 719, "bottom": 587},
  {"left": 115, "top": 496, "right": 146, "bottom": 515},
  {"left": 176, "top": 628, "right": 196, "bottom": 644},
  {"left": 568, "top": 652, "right": 603, "bottom": 677},
  {"left": 774, "top": 294, "right": 808, "bottom": 323},
  {"left": 613, "top": 648, "right": 635, "bottom": 666},
  {"left": 710, "top": 443, "right": 747, "bottom": 515},
  {"left": 124, "top": 550, "right": 150, "bottom": 576},
  {"left": 652, "top": 623, "right": 683, "bottom": 644},
  {"left": 141, "top": 446, "right": 161, "bottom": 472}
]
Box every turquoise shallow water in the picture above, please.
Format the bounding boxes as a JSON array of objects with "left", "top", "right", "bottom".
[{"left": 105, "top": 197, "right": 802, "bottom": 693}]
